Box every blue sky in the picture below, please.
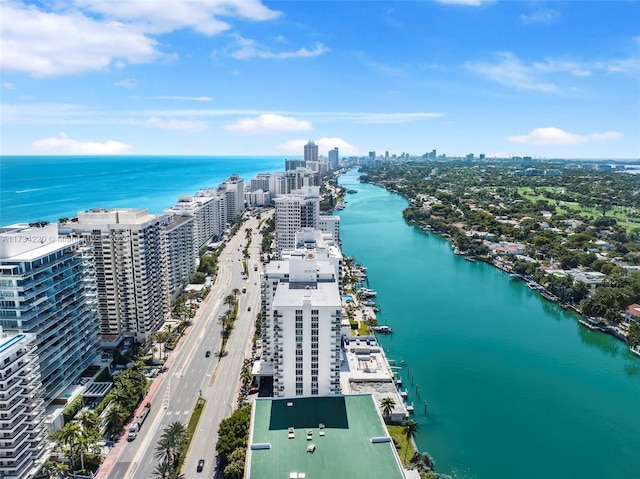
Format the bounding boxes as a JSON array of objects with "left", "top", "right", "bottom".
[{"left": 1, "top": 0, "right": 639, "bottom": 159}]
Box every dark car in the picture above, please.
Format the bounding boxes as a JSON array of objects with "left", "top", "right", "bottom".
[
  {"left": 205, "top": 350, "right": 211, "bottom": 358},
  {"left": 197, "top": 459, "right": 205, "bottom": 472},
  {"left": 247, "top": 306, "right": 251, "bottom": 311}
]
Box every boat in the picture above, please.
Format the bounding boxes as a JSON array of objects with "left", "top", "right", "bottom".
[
  {"left": 359, "top": 288, "right": 377, "bottom": 298},
  {"left": 509, "top": 273, "right": 522, "bottom": 280},
  {"left": 464, "top": 256, "right": 476, "bottom": 263},
  {"left": 346, "top": 189, "right": 358, "bottom": 194},
  {"left": 372, "top": 325, "right": 393, "bottom": 334},
  {"left": 631, "top": 346, "right": 640, "bottom": 358}
]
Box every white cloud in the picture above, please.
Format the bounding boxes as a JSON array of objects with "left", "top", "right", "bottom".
[
  {"left": 467, "top": 51, "right": 639, "bottom": 92},
  {"left": 279, "top": 137, "right": 358, "bottom": 156},
  {"left": 436, "top": 0, "right": 494, "bottom": 6},
  {"left": 156, "top": 96, "right": 213, "bottom": 102},
  {"left": 465, "top": 52, "right": 557, "bottom": 92},
  {"left": 32, "top": 132, "right": 132, "bottom": 154},
  {"left": 75, "top": 0, "right": 280, "bottom": 35},
  {"left": 520, "top": 9, "right": 560, "bottom": 24},
  {"left": 114, "top": 79, "right": 137, "bottom": 88},
  {"left": 225, "top": 114, "right": 311, "bottom": 133},
  {"left": 2, "top": 81, "right": 14, "bottom": 89},
  {"left": 0, "top": 0, "right": 281, "bottom": 77},
  {"left": 507, "top": 127, "right": 622, "bottom": 145},
  {"left": 228, "top": 35, "right": 329, "bottom": 60},
  {"left": 146, "top": 117, "right": 208, "bottom": 132},
  {"left": 1, "top": 2, "right": 162, "bottom": 77}
]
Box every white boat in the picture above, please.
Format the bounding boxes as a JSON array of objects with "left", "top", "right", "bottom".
[
  {"left": 630, "top": 345, "right": 640, "bottom": 357},
  {"left": 372, "top": 325, "right": 393, "bottom": 334}
]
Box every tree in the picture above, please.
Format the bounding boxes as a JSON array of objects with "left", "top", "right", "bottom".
[
  {"left": 224, "top": 448, "right": 246, "bottom": 479},
  {"left": 402, "top": 419, "right": 420, "bottom": 462},
  {"left": 380, "top": 397, "right": 396, "bottom": 424},
  {"left": 628, "top": 321, "right": 640, "bottom": 348},
  {"left": 41, "top": 460, "right": 69, "bottom": 479},
  {"left": 155, "top": 421, "right": 188, "bottom": 469},
  {"left": 224, "top": 294, "right": 236, "bottom": 313},
  {"left": 104, "top": 402, "right": 128, "bottom": 435}
]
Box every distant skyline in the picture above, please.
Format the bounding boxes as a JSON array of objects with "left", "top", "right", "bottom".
[{"left": 1, "top": 0, "right": 639, "bottom": 159}]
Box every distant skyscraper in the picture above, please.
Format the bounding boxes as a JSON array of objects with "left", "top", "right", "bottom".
[
  {"left": 304, "top": 141, "right": 319, "bottom": 163},
  {"left": 219, "top": 174, "right": 245, "bottom": 221},
  {"left": 0, "top": 331, "right": 47, "bottom": 479},
  {"left": 285, "top": 159, "right": 306, "bottom": 171},
  {"left": 0, "top": 222, "right": 100, "bottom": 403},
  {"left": 368, "top": 151, "right": 376, "bottom": 161},
  {"left": 328, "top": 147, "right": 339, "bottom": 170}
]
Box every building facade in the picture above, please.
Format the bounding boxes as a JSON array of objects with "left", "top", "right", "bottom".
[
  {"left": 261, "top": 250, "right": 342, "bottom": 397},
  {"left": 304, "top": 141, "right": 318, "bottom": 163},
  {"left": 0, "top": 222, "right": 100, "bottom": 403},
  {"left": 59, "top": 209, "right": 170, "bottom": 342},
  {"left": 0, "top": 331, "right": 47, "bottom": 479}
]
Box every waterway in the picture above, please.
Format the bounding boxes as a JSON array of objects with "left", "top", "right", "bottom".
[{"left": 337, "top": 169, "right": 640, "bottom": 479}]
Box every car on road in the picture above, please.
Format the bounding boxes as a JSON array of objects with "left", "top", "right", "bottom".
[
  {"left": 205, "top": 350, "right": 211, "bottom": 357},
  {"left": 197, "top": 459, "right": 205, "bottom": 472},
  {"left": 247, "top": 306, "right": 251, "bottom": 311}
]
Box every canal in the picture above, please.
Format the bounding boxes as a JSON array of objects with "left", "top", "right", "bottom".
[{"left": 337, "top": 169, "right": 640, "bottom": 479}]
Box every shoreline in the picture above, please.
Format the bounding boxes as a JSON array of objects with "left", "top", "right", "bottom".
[{"left": 362, "top": 178, "right": 634, "bottom": 350}]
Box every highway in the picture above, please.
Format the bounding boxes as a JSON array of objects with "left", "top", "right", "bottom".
[{"left": 106, "top": 211, "right": 268, "bottom": 479}]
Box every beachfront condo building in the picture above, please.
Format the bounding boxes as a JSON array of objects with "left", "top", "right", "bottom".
[
  {"left": 274, "top": 187, "right": 340, "bottom": 254},
  {"left": 59, "top": 209, "right": 170, "bottom": 342},
  {"left": 260, "top": 233, "right": 342, "bottom": 397},
  {"left": 165, "top": 194, "right": 222, "bottom": 249},
  {"left": 163, "top": 215, "right": 196, "bottom": 297},
  {"left": 0, "top": 331, "right": 47, "bottom": 479},
  {"left": 219, "top": 174, "right": 245, "bottom": 221},
  {"left": 0, "top": 222, "right": 100, "bottom": 403},
  {"left": 194, "top": 190, "right": 228, "bottom": 238}
]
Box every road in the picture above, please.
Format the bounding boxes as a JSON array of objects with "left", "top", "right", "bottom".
[{"left": 105, "top": 211, "right": 268, "bottom": 479}]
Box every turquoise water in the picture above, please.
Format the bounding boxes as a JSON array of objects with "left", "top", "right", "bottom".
[
  {"left": 337, "top": 169, "right": 640, "bottom": 479},
  {"left": 0, "top": 155, "right": 286, "bottom": 225}
]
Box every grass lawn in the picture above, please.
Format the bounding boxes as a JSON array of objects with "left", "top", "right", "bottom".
[{"left": 387, "top": 425, "right": 416, "bottom": 467}]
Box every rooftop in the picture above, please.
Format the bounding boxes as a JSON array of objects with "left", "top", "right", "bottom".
[{"left": 247, "top": 395, "right": 406, "bottom": 479}]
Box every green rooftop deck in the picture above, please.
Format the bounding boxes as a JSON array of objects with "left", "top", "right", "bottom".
[{"left": 247, "top": 394, "right": 406, "bottom": 479}]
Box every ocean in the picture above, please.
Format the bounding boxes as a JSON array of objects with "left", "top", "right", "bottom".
[{"left": 0, "top": 155, "right": 286, "bottom": 226}]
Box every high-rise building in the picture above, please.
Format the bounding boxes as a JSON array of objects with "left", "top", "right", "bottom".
[
  {"left": 0, "top": 331, "right": 47, "bottom": 479},
  {"left": 285, "top": 159, "right": 306, "bottom": 171},
  {"left": 165, "top": 195, "right": 220, "bottom": 249},
  {"left": 328, "top": 147, "right": 339, "bottom": 170},
  {"left": 273, "top": 188, "right": 321, "bottom": 253},
  {"left": 59, "top": 209, "right": 170, "bottom": 342},
  {"left": 304, "top": 141, "right": 318, "bottom": 163},
  {"left": 219, "top": 174, "right": 245, "bottom": 222},
  {"left": 260, "top": 241, "right": 342, "bottom": 397},
  {"left": 0, "top": 222, "right": 100, "bottom": 403},
  {"left": 163, "top": 214, "right": 196, "bottom": 297},
  {"left": 274, "top": 187, "right": 341, "bottom": 254}
]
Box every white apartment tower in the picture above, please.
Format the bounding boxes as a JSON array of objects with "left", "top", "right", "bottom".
[
  {"left": 0, "top": 331, "right": 47, "bottom": 479},
  {"left": 219, "top": 174, "right": 245, "bottom": 222},
  {"left": 165, "top": 195, "right": 220, "bottom": 249},
  {"left": 273, "top": 190, "right": 320, "bottom": 253},
  {"left": 0, "top": 222, "right": 100, "bottom": 404},
  {"left": 274, "top": 187, "right": 341, "bottom": 253},
  {"left": 60, "top": 209, "right": 170, "bottom": 342},
  {"left": 163, "top": 215, "right": 196, "bottom": 297},
  {"left": 261, "top": 250, "right": 342, "bottom": 397},
  {"left": 195, "top": 190, "right": 227, "bottom": 237}
]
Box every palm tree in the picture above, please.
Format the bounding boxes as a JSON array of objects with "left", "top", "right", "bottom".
[
  {"left": 232, "top": 287, "right": 240, "bottom": 300},
  {"left": 155, "top": 421, "right": 188, "bottom": 468},
  {"left": 402, "top": 419, "right": 420, "bottom": 462},
  {"left": 152, "top": 461, "right": 174, "bottom": 479},
  {"left": 224, "top": 294, "right": 236, "bottom": 313},
  {"left": 105, "top": 402, "right": 129, "bottom": 435},
  {"left": 41, "top": 460, "right": 69, "bottom": 479},
  {"left": 380, "top": 397, "right": 396, "bottom": 424}
]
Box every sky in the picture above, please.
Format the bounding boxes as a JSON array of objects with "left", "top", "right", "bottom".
[{"left": 1, "top": 0, "right": 639, "bottom": 159}]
